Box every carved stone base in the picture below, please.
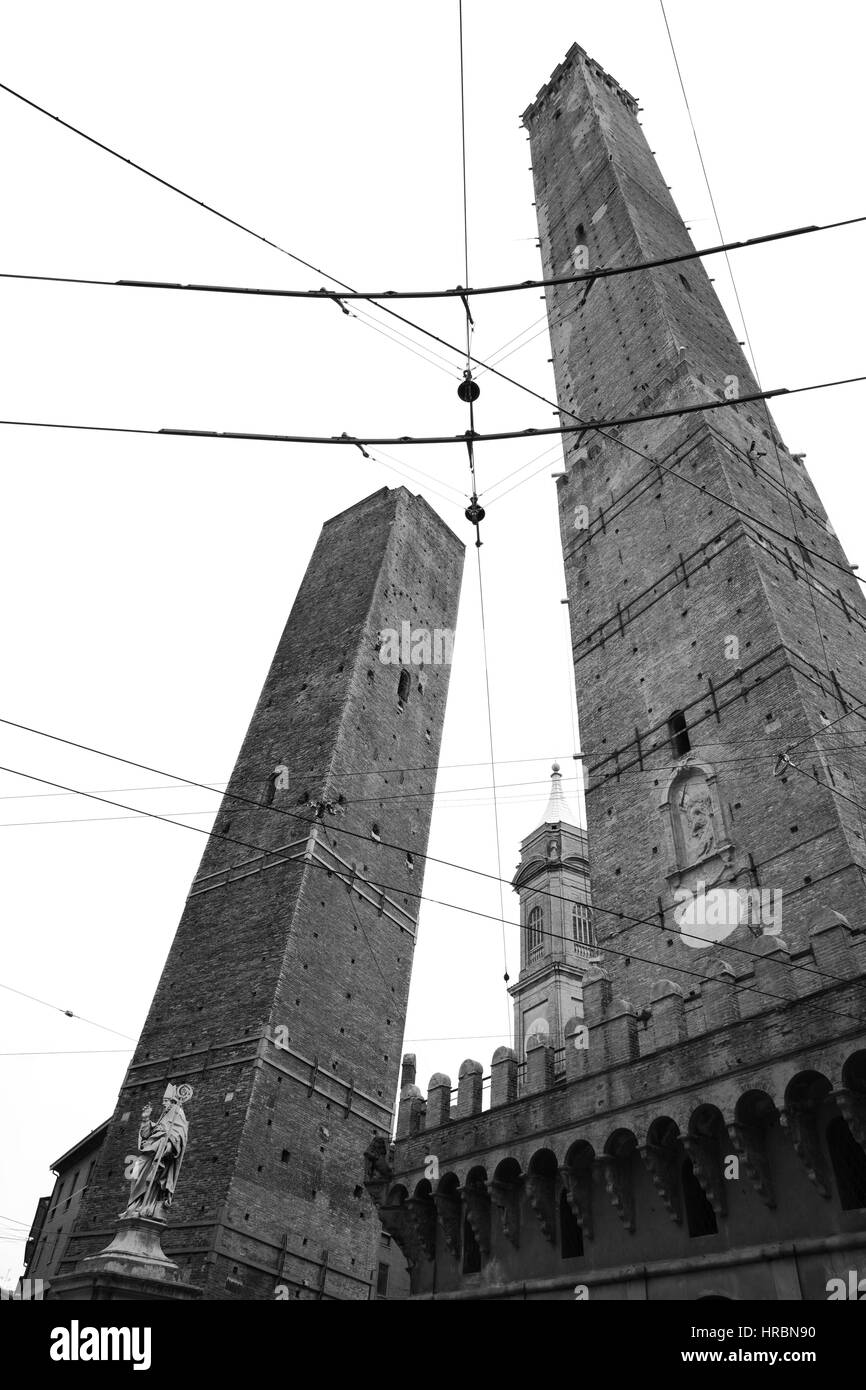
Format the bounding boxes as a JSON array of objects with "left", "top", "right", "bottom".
[{"left": 47, "top": 1218, "right": 202, "bottom": 1301}]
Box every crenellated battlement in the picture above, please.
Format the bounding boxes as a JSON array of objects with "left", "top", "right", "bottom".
[
  {"left": 521, "top": 42, "right": 639, "bottom": 126},
  {"left": 396, "top": 914, "right": 866, "bottom": 1142}
]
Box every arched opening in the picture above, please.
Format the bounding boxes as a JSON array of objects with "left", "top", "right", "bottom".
[
  {"left": 826, "top": 1116, "right": 866, "bottom": 1210},
  {"left": 735, "top": 1089, "right": 778, "bottom": 1129},
  {"left": 571, "top": 901, "right": 594, "bottom": 951},
  {"left": 528, "top": 905, "right": 544, "bottom": 962},
  {"left": 647, "top": 1115, "right": 680, "bottom": 1148},
  {"left": 528, "top": 1148, "right": 558, "bottom": 1179},
  {"left": 785, "top": 1070, "right": 832, "bottom": 1110},
  {"left": 682, "top": 1159, "right": 717, "bottom": 1237},
  {"left": 559, "top": 1189, "right": 584, "bottom": 1258},
  {"left": 462, "top": 1212, "right": 481, "bottom": 1273}
]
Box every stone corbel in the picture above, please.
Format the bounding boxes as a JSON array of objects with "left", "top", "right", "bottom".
[
  {"left": 640, "top": 1143, "right": 682, "bottom": 1224},
  {"left": 461, "top": 1183, "right": 491, "bottom": 1257},
  {"left": 832, "top": 1089, "right": 866, "bottom": 1154},
  {"left": 596, "top": 1154, "right": 635, "bottom": 1232},
  {"left": 362, "top": 1137, "right": 393, "bottom": 1210},
  {"left": 726, "top": 1121, "right": 776, "bottom": 1208},
  {"left": 406, "top": 1194, "right": 437, "bottom": 1261},
  {"left": 377, "top": 1202, "right": 426, "bottom": 1270},
  {"left": 681, "top": 1134, "right": 727, "bottom": 1217},
  {"left": 489, "top": 1176, "right": 522, "bottom": 1248},
  {"left": 559, "top": 1163, "right": 594, "bottom": 1240},
  {"left": 432, "top": 1187, "right": 462, "bottom": 1258},
  {"left": 524, "top": 1171, "right": 556, "bottom": 1243},
  {"left": 780, "top": 1103, "right": 831, "bottom": 1198}
]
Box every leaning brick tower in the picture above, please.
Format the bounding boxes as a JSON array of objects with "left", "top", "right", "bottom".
[
  {"left": 523, "top": 43, "right": 866, "bottom": 1002},
  {"left": 56, "top": 485, "right": 464, "bottom": 1300}
]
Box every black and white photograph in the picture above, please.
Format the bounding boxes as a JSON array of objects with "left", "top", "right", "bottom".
[{"left": 1, "top": 0, "right": 865, "bottom": 1366}]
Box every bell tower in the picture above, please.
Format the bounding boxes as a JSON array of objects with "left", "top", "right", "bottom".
[{"left": 509, "top": 764, "right": 596, "bottom": 1059}]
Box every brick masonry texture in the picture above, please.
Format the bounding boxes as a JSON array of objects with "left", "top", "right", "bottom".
[
  {"left": 375, "top": 43, "right": 866, "bottom": 1301},
  {"left": 526, "top": 44, "right": 866, "bottom": 1003},
  {"left": 58, "top": 485, "right": 464, "bottom": 1300}
]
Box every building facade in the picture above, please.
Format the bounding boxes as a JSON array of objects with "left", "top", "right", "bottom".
[
  {"left": 51, "top": 485, "right": 464, "bottom": 1300},
  {"left": 22, "top": 1122, "right": 108, "bottom": 1289},
  {"left": 366, "top": 43, "right": 866, "bottom": 1301}
]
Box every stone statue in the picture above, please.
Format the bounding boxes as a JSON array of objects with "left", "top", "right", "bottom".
[{"left": 121, "top": 1082, "right": 192, "bottom": 1222}]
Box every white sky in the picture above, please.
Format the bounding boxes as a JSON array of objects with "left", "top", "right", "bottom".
[{"left": 1, "top": 0, "right": 864, "bottom": 1280}]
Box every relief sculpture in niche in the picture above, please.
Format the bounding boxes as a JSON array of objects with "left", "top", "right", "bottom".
[{"left": 660, "top": 760, "right": 778, "bottom": 951}]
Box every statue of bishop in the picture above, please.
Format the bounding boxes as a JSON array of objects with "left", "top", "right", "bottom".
[{"left": 121, "top": 1082, "right": 192, "bottom": 1222}]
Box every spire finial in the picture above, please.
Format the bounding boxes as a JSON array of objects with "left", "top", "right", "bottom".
[{"left": 543, "top": 761, "right": 575, "bottom": 824}]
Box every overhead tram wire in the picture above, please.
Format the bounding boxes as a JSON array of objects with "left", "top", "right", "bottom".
[
  {"left": 1, "top": 714, "right": 862, "bottom": 1004},
  {"left": 2, "top": 372, "right": 866, "bottom": 457},
  {"left": 659, "top": 0, "right": 866, "bottom": 850},
  {"left": 4, "top": 71, "right": 865, "bottom": 582},
  {"left": 4, "top": 71, "right": 866, "bottom": 581},
  {"left": 1, "top": 216, "right": 864, "bottom": 305},
  {"left": 3, "top": 73, "right": 864, "bottom": 481},
  {"left": 7, "top": 743, "right": 866, "bottom": 826},
  {"left": 1, "top": 759, "right": 863, "bottom": 1033},
  {"left": 0, "top": 979, "right": 135, "bottom": 1041},
  {"left": 1, "top": 708, "right": 863, "bottom": 809},
  {"left": 9, "top": 735, "right": 864, "bottom": 814},
  {"left": 0, "top": 78, "right": 474, "bottom": 383},
  {"left": 454, "top": 0, "right": 511, "bottom": 1044}
]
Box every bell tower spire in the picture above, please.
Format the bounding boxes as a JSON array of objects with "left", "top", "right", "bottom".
[{"left": 509, "top": 764, "right": 596, "bottom": 1064}]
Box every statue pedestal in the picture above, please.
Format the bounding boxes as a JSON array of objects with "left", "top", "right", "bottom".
[{"left": 47, "top": 1216, "right": 202, "bottom": 1302}]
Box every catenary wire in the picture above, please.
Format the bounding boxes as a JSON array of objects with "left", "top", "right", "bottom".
[
  {"left": 7, "top": 743, "right": 866, "bottom": 826},
  {"left": 0, "top": 980, "right": 135, "bottom": 1041},
  {"left": 2, "top": 376, "right": 866, "bottom": 452},
  {"left": 4, "top": 68, "right": 864, "bottom": 606},
  {"left": 0, "top": 721, "right": 861, "bottom": 1002},
  {"left": 1, "top": 759, "right": 863, "bottom": 1030},
  {"left": 2, "top": 216, "right": 863, "bottom": 304}
]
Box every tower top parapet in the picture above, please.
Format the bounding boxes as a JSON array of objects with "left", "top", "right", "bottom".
[{"left": 521, "top": 42, "right": 638, "bottom": 126}]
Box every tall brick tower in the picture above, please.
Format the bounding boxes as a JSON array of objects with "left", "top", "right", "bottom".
[
  {"left": 523, "top": 43, "right": 866, "bottom": 1004},
  {"left": 56, "top": 485, "right": 464, "bottom": 1300}
]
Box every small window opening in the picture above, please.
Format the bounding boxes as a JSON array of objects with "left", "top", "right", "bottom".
[
  {"left": 397, "top": 669, "right": 411, "bottom": 706},
  {"left": 668, "top": 710, "right": 691, "bottom": 757}
]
